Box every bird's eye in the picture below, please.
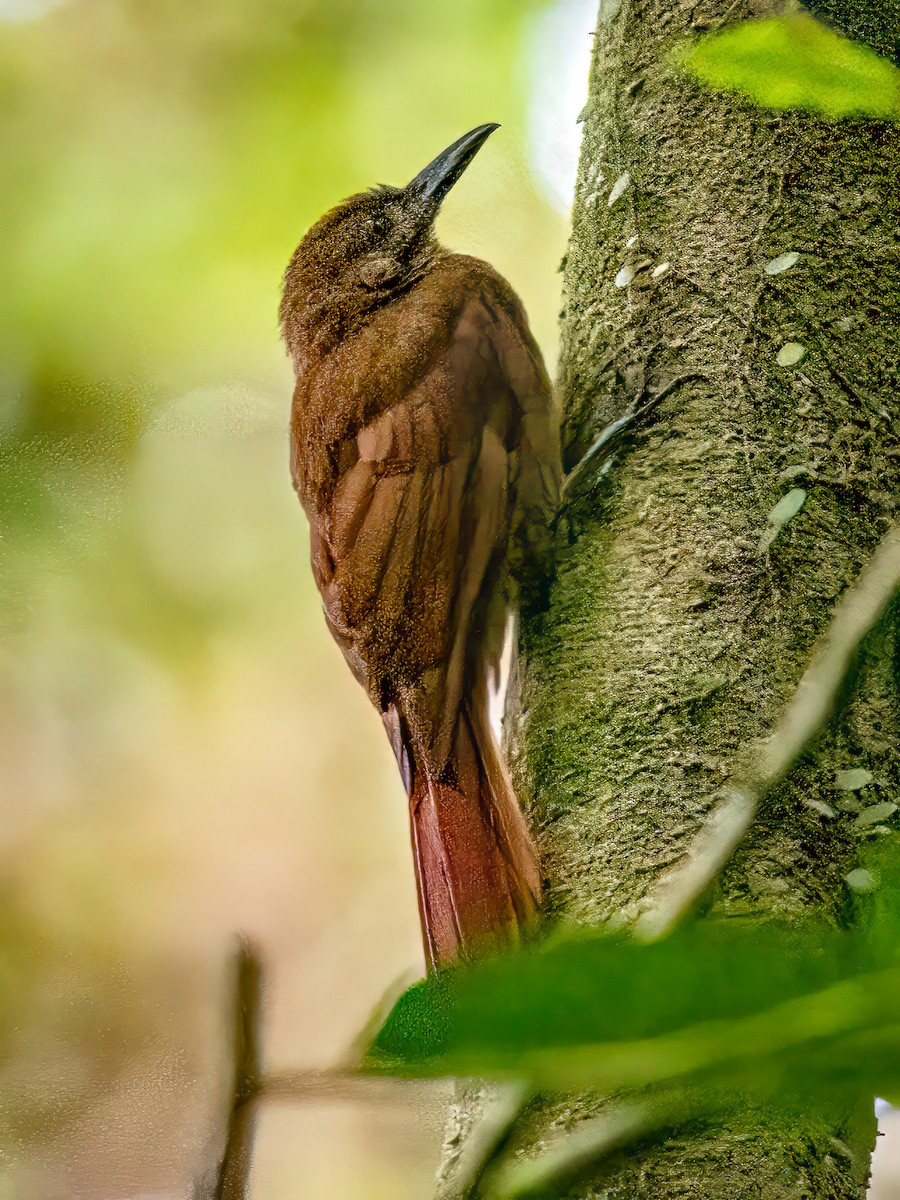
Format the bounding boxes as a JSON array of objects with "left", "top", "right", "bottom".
[{"left": 370, "top": 216, "right": 388, "bottom": 237}]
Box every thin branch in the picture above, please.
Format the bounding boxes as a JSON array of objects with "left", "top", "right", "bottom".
[
  {"left": 629, "top": 523, "right": 900, "bottom": 941},
  {"left": 435, "top": 1082, "right": 533, "bottom": 1200},
  {"left": 210, "top": 936, "right": 264, "bottom": 1200},
  {"left": 260, "top": 1068, "right": 448, "bottom": 1105}
]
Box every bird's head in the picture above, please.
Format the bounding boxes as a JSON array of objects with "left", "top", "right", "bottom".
[{"left": 280, "top": 124, "right": 499, "bottom": 357}]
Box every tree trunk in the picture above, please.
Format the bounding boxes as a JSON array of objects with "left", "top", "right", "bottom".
[{"left": 438, "top": 0, "right": 900, "bottom": 1195}]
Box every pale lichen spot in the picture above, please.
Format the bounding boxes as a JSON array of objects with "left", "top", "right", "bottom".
[
  {"left": 608, "top": 171, "right": 631, "bottom": 207},
  {"left": 758, "top": 487, "right": 806, "bottom": 551},
  {"left": 805, "top": 798, "right": 837, "bottom": 819},
  {"left": 777, "top": 342, "right": 807, "bottom": 367},
  {"left": 835, "top": 768, "right": 874, "bottom": 791},
  {"left": 764, "top": 251, "right": 801, "bottom": 276},
  {"left": 855, "top": 802, "right": 897, "bottom": 829},
  {"left": 845, "top": 868, "right": 878, "bottom": 893},
  {"left": 779, "top": 463, "right": 816, "bottom": 482}
]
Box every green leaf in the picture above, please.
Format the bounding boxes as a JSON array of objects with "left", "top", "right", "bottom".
[
  {"left": 365, "top": 852, "right": 900, "bottom": 1189},
  {"left": 365, "top": 973, "right": 457, "bottom": 1068},
  {"left": 676, "top": 14, "right": 900, "bottom": 120},
  {"left": 367, "top": 920, "right": 871, "bottom": 1073},
  {"left": 366, "top": 851, "right": 900, "bottom": 1103}
]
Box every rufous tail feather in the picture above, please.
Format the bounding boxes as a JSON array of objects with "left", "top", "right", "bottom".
[{"left": 387, "top": 699, "right": 540, "bottom": 970}]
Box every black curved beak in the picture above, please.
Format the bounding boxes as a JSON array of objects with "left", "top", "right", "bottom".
[{"left": 406, "top": 123, "right": 500, "bottom": 207}]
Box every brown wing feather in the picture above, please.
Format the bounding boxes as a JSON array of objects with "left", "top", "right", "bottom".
[{"left": 291, "top": 256, "right": 559, "bottom": 776}]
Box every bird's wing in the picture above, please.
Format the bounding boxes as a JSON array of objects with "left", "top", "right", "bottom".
[
  {"left": 292, "top": 259, "right": 556, "bottom": 772},
  {"left": 301, "top": 275, "right": 558, "bottom": 773},
  {"left": 468, "top": 275, "right": 563, "bottom": 573}
]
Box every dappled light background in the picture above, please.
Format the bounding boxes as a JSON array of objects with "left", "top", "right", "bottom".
[
  {"left": 10, "top": 4, "right": 897, "bottom": 1199},
  {"left": 0, "top": 0, "right": 588, "bottom": 1195}
]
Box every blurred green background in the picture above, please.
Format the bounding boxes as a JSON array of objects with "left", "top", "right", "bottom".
[
  {"left": 0, "top": 0, "right": 580, "bottom": 1194},
  {"left": 3, "top": 2, "right": 900, "bottom": 1196}
]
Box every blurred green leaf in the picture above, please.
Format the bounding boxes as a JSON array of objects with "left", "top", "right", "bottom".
[
  {"left": 676, "top": 14, "right": 900, "bottom": 120},
  {"left": 366, "top": 855, "right": 900, "bottom": 1100},
  {"left": 369, "top": 923, "right": 860, "bottom": 1071}
]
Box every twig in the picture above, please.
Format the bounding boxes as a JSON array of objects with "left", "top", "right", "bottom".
[
  {"left": 630, "top": 524, "right": 900, "bottom": 941},
  {"left": 211, "top": 936, "right": 264, "bottom": 1200},
  {"left": 260, "top": 1068, "right": 447, "bottom": 1105},
  {"left": 437, "top": 1082, "right": 533, "bottom": 1199}
]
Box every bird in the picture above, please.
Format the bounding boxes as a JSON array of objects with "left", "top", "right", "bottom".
[{"left": 279, "top": 124, "right": 562, "bottom": 970}]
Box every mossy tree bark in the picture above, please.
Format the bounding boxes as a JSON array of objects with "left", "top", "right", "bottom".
[{"left": 438, "top": 0, "right": 900, "bottom": 1196}]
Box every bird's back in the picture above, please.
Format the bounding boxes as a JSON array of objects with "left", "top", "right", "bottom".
[{"left": 289, "top": 253, "right": 558, "bottom": 765}]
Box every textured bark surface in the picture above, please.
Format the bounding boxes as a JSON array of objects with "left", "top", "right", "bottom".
[
  {"left": 800, "top": 0, "right": 900, "bottom": 62},
  {"left": 528, "top": 0, "right": 900, "bottom": 941},
  {"left": 437, "top": 0, "right": 900, "bottom": 1196}
]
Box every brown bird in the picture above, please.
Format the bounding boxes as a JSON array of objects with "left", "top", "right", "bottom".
[{"left": 280, "top": 125, "right": 562, "bottom": 970}]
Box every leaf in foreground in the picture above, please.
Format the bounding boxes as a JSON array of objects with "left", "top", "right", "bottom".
[
  {"left": 675, "top": 14, "right": 900, "bottom": 120},
  {"left": 365, "top": 868, "right": 900, "bottom": 1101}
]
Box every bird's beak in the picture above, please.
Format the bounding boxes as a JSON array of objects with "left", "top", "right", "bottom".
[{"left": 406, "top": 123, "right": 500, "bottom": 207}]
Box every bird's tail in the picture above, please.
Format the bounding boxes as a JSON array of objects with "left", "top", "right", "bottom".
[{"left": 385, "top": 700, "right": 541, "bottom": 970}]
